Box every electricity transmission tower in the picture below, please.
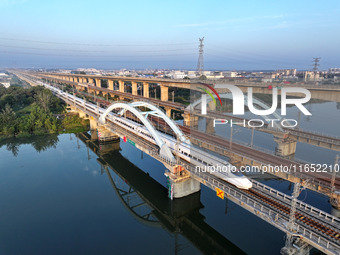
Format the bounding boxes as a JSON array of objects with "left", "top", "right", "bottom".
[
  {"left": 197, "top": 37, "right": 204, "bottom": 76},
  {"left": 312, "top": 57, "right": 321, "bottom": 82},
  {"left": 312, "top": 57, "right": 321, "bottom": 73}
]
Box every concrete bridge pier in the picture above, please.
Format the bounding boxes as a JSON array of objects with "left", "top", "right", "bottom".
[
  {"left": 108, "top": 80, "right": 114, "bottom": 90},
  {"left": 206, "top": 118, "right": 215, "bottom": 134},
  {"left": 96, "top": 125, "right": 119, "bottom": 143},
  {"left": 330, "top": 193, "right": 340, "bottom": 210},
  {"left": 274, "top": 136, "right": 297, "bottom": 157},
  {"left": 89, "top": 117, "right": 98, "bottom": 131},
  {"left": 160, "top": 85, "right": 169, "bottom": 101},
  {"left": 165, "top": 107, "right": 172, "bottom": 118},
  {"left": 165, "top": 166, "right": 200, "bottom": 199},
  {"left": 90, "top": 129, "right": 98, "bottom": 140},
  {"left": 119, "top": 80, "right": 124, "bottom": 93},
  {"left": 183, "top": 113, "right": 199, "bottom": 127},
  {"left": 131, "top": 81, "right": 138, "bottom": 96},
  {"left": 205, "top": 101, "right": 216, "bottom": 134},
  {"left": 143, "top": 82, "right": 149, "bottom": 98},
  {"left": 280, "top": 238, "right": 312, "bottom": 255}
]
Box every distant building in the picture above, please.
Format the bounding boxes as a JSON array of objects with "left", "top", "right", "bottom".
[
  {"left": 206, "top": 71, "right": 224, "bottom": 79},
  {"left": 304, "top": 71, "right": 320, "bottom": 81},
  {"left": 329, "top": 68, "right": 340, "bottom": 74},
  {"left": 187, "top": 71, "right": 197, "bottom": 78},
  {"left": 277, "top": 69, "right": 297, "bottom": 76},
  {"left": 169, "top": 71, "right": 186, "bottom": 79},
  {"left": 223, "top": 71, "right": 238, "bottom": 78}
]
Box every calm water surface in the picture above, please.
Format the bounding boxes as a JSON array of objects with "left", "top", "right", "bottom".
[
  {"left": 0, "top": 131, "right": 336, "bottom": 255},
  {"left": 0, "top": 101, "right": 339, "bottom": 255}
]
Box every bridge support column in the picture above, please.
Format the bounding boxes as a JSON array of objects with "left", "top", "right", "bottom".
[
  {"left": 89, "top": 117, "right": 98, "bottom": 130},
  {"left": 108, "top": 80, "right": 114, "bottom": 90},
  {"left": 206, "top": 118, "right": 215, "bottom": 134},
  {"left": 131, "top": 81, "right": 138, "bottom": 95},
  {"left": 330, "top": 193, "right": 340, "bottom": 210},
  {"left": 143, "top": 82, "right": 149, "bottom": 98},
  {"left": 275, "top": 137, "right": 297, "bottom": 157},
  {"left": 96, "top": 126, "right": 120, "bottom": 143},
  {"left": 88, "top": 78, "right": 93, "bottom": 84},
  {"left": 90, "top": 129, "right": 98, "bottom": 140},
  {"left": 78, "top": 110, "right": 87, "bottom": 119},
  {"left": 281, "top": 238, "right": 311, "bottom": 255},
  {"left": 165, "top": 170, "right": 200, "bottom": 199},
  {"left": 119, "top": 80, "right": 124, "bottom": 93},
  {"left": 95, "top": 78, "right": 101, "bottom": 87},
  {"left": 160, "top": 85, "right": 168, "bottom": 101},
  {"left": 207, "top": 100, "right": 216, "bottom": 111},
  {"left": 183, "top": 113, "right": 199, "bottom": 127},
  {"left": 165, "top": 107, "right": 172, "bottom": 118}
]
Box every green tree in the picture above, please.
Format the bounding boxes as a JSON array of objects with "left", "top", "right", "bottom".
[
  {"left": 35, "top": 90, "right": 52, "bottom": 112},
  {"left": 0, "top": 104, "right": 17, "bottom": 135}
]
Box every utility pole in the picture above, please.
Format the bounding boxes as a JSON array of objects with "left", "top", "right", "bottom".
[{"left": 197, "top": 37, "right": 204, "bottom": 76}]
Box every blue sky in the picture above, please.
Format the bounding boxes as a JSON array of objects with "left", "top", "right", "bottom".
[{"left": 0, "top": 0, "right": 339, "bottom": 70}]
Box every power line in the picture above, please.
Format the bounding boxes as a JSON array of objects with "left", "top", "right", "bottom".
[
  {"left": 0, "top": 44, "right": 196, "bottom": 53},
  {"left": 0, "top": 50, "right": 197, "bottom": 58},
  {"left": 0, "top": 37, "right": 193, "bottom": 47}
]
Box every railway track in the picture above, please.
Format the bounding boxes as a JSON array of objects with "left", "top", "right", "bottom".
[
  {"left": 178, "top": 125, "right": 340, "bottom": 189},
  {"left": 245, "top": 187, "right": 340, "bottom": 244}
]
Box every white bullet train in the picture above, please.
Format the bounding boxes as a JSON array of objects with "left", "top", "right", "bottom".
[{"left": 105, "top": 112, "right": 253, "bottom": 190}]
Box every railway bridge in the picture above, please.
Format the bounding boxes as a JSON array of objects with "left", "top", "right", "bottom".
[
  {"left": 17, "top": 72, "right": 340, "bottom": 205},
  {"left": 17, "top": 71, "right": 340, "bottom": 154},
  {"left": 26, "top": 79, "right": 340, "bottom": 254}
]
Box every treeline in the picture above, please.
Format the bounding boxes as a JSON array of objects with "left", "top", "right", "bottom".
[{"left": 0, "top": 85, "right": 88, "bottom": 138}]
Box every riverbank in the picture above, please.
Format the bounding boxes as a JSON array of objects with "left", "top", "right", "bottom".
[{"left": 0, "top": 85, "right": 89, "bottom": 141}]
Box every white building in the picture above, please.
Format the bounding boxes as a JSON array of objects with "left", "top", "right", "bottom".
[
  {"left": 329, "top": 68, "right": 340, "bottom": 74},
  {"left": 187, "top": 71, "right": 197, "bottom": 78},
  {"left": 169, "top": 71, "right": 186, "bottom": 79},
  {"left": 223, "top": 71, "right": 238, "bottom": 78}
]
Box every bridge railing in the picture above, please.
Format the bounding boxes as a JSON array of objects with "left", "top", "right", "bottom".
[
  {"left": 289, "top": 129, "right": 340, "bottom": 143},
  {"left": 251, "top": 181, "right": 340, "bottom": 227}
]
